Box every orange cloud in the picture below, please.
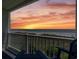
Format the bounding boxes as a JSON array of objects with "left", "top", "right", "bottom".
[{"left": 10, "top": 2, "right": 76, "bottom": 29}]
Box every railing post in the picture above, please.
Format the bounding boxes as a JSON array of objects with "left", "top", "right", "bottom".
[{"left": 26, "top": 35, "right": 29, "bottom": 54}]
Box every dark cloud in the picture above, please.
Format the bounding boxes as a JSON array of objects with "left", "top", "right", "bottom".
[{"left": 39, "top": 0, "right": 76, "bottom": 4}]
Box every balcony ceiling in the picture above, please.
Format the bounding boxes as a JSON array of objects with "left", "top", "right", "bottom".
[{"left": 3, "top": 0, "right": 37, "bottom": 10}]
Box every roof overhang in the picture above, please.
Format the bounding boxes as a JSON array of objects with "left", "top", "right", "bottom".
[{"left": 3, "top": 0, "right": 38, "bottom": 11}]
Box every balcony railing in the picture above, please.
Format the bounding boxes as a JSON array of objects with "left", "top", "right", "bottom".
[{"left": 7, "top": 32, "right": 75, "bottom": 59}]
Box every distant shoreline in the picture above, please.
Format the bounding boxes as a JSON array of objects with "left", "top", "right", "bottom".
[{"left": 9, "top": 29, "right": 76, "bottom": 32}]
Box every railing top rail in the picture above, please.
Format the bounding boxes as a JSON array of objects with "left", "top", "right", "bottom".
[{"left": 8, "top": 32, "right": 75, "bottom": 40}]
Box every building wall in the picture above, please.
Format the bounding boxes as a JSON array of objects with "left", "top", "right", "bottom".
[{"left": 2, "top": 9, "right": 9, "bottom": 48}]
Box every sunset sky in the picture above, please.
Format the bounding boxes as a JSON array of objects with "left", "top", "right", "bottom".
[{"left": 10, "top": 0, "right": 76, "bottom": 29}]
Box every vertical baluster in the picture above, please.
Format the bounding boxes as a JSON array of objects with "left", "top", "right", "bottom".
[
  {"left": 32, "top": 36, "right": 34, "bottom": 53},
  {"left": 34, "top": 36, "right": 36, "bottom": 51},
  {"left": 35, "top": 36, "right": 36, "bottom": 50},
  {"left": 30, "top": 36, "right": 32, "bottom": 54},
  {"left": 62, "top": 39, "right": 65, "bottom": 59},
  {"left": 45, "top": 39, "right": 47, "bottom": 55},
  {"left": 41, "top": 37, "right": 43, "bottom": 51},
  {"left": 53, "top": 39, "right": 54, "bottom": 57},
  {"left": 40, "top": 37, "right": 42, "bottom": 50},
  {"left": 28, "top": 36, "right": 30, "bottom": 53},
  {"left": 26, "top": 35, "right": 29, "bottom": 54},
  {"left": 48, "top": 38, "right": 50, "bottom": 57},
  {"left": 45, "top": 38, "right": 47, "bottom": 55},
  {"left": 43, "top": 37, "right": 46, "bottom": 53},
  {"left": 36, "top": 36, "right": 38, "bottom": 50},
  {"left": 42, "top": 37, "right": 44, "bottom": 52},
  {"left": 38, "top": 36, "right": 39, "bottom": 50},
  {"left": 30, "top": 36, "right": 32, "bottom": 53},
  {"left": 33, "top": 36, "right": 35, "bottom": 53},
  {"left": 46, "top": 38, "right": 48, "bottom": 56},
  {"left": 33, "top": 36, "right": 35, "bottom": 52},
  {"left": 44, "top": 38, "right": 46, "bottom": 54},
  {"left": 49, "top": 38, "right": 51, "bottom": 57},
  {"left": 51, "top": 39, "right": 54, "bottom": 57},
  {"left": 39, "top": 37, "right": 40, "bottom": 50},
  {"left": 50, "top": 39, "right": 53, "bottom": 57},
  {"left": 37, "top": 36, "right": 39, "bottom": 50},
  {"left": 57, "top": 39, "right": 60, "bottom": 47}
]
